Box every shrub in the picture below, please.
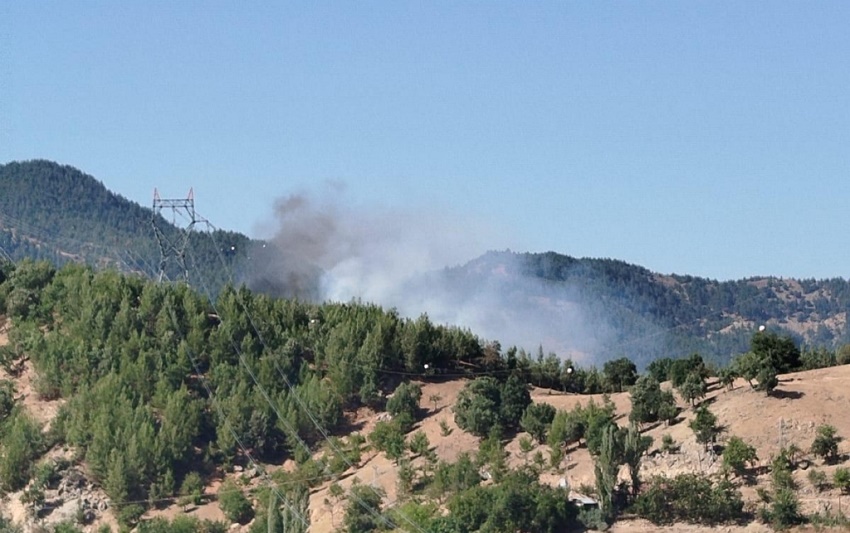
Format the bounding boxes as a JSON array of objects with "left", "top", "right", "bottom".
[
  {"left": 689, "top": 405, "right": 722, "bottom": 450},
  {"left": 0, "top": 411, "right": 44, "bottom": 491},
  {"left": 218, "top": 479, "right": 253, "bottom": 524},
  {"left": 808, "top": 469, "right": 829, "bottom": 492},
  {"left": 811, "top": 424, "right": 842, "bottom": 463},
  {"left": 760, "top": 487, "right": 802, "bottom": 530},
  {"left": 386, "top": 382, "right": 421, "bottom": 423},
  {"left": 369, "top": 420, "right": 406, "bottom": 462},
  {"left": 633, "top": 473, "right": 744, "bottom": 526},
  {"left": 660, "top": 434, "right": 679, "bottom": 454},
  {"left": 722, "top": 436, "right": 758, "bottom": 477},
  {"left": 835, "top": 467, "right": 850, "bottom": 494},
  {"left": 520, "top": 402, "right": 555, "bottom": 444},
  {"left": 179, "top": 471, "right": 204, "bottom": 507},
  {"left": 408, "top": 430, "right": 430, "bottom": 457}
]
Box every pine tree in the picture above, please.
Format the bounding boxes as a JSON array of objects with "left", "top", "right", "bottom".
[
  {"left": 594, "top": 424, "right": 622, "bottom": 522},
  {"left": 689, "top": 405, "right": 722, "bottom": 451},
  {"left": 623, "top": 423, "right": 652, "bottom": 496}
]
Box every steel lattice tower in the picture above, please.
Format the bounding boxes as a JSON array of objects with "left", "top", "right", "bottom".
[{"left": 151, "top": 188, "right": 197, "bottom": 282}]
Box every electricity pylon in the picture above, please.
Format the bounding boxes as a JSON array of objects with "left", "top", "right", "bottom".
[{"left": 151, "top": 188, "right": 197, "bottom": 283}]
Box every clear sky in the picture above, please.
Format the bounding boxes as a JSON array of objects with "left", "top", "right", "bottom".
[{"left": 2, "top": 1, "right": 849, "bottom": 281}]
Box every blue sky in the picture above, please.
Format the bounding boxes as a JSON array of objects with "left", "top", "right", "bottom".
[{"left": 2, "top": 1, "right": 849, "bottom": 281}]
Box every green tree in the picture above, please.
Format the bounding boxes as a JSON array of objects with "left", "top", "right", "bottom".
[
  {"left": 838, "top": 344, "right": 850, "bottom": 366},
  {"left": 396, "top": 458, "right": 415, "bottom": 498},
  {"left": 602, "top": 357, "right": 637, "bottom": 392},
  {"left": 755, "top": 363, "right": 779, "bottom": 395},
  {"left": 518, "top": 435, "right": 534, "bottom": 462},
  {"left": 689, "top": 405, "right": 722, "bottom": 451},
  {"left": 622, "top": 423, "right": 652, "bottom": 496},
  {"left": 445, "top": 470, "right": 578, "bottom": 533},
  {"left": 658, "top": 391, "right": 679, "bottom": 426},
  {"left": 734, "top": 331, "right": 800, "bottom": 396},
  {"left": 476, "top": 429, "right": 508, "bottom": 482},
  {"left": 765, "top": 488, "right": 802, "bottom": 530},
  {"left": 634, "top": 473, "right": 744, "bottom": 526},
  {"left": 453, "top": 377, "right": 502, "bottom": 438},
  {"left": 0, "top": 380, "right": 15, "bottom": 422},
  {"left": 499, "top": 374, "right": 532, "bottom": 430},
  {"left": 547, "top": 409, "right": 585, "bottom": 451},
  {"left": 369, "top": 420, "right": 406, "bottom": 463},
  {"left": 722, "top": 436, "right": 758, "bottom": 478},
  {"left": 157, "top": 385, "right": 202, "bottom": 471},
  {"left": 762, "top": 451, "right": 802, "bottom": 532},
  {"left": 677, "top": 371, "right": 707, "bottom": 408},
  {"left": 646, "top": 357, "right": 674, "bottom": 383},
  {"left": 629, "top": 375, "right": 675, "bottom": 425},
  {"left": 807, "top": 469, "right": 829, "bottom": 492},
  {"left": 344, "top": 484, "right": 385, "bottom": 533},
  {"left": 751, "top": 330, "right": 801, "bottom": 373},
  {"left": 520, "top": 402, "right": 556, "bottom": 444},
  {"left": 428, "top": 393, "right": 442, "bottom": 412},
  {"left": 733, "top": 351, "right": 762, "bottom": 389},
  {"left": 179, "top": 472, "right": 204, "bottom": 507},
  {"left": 660, "top": 433, "right": 678, "bottom": 454},
  {"left": 668, "top": 354, "right": 708, "bottom": 388},
  {"left": 771, "top": 449, "right": 796, "bottom": 491},
  {"left": 594, "top": 424, "right": 622, "bottom": 522},
  {"left": 810, "top": 424, "right": 842, "bottom": 464},
  {"left": 103, "top": 450, "right": 129, "bottom": 512},
  {"left": 0, "top": 410, "right": 44, "bottom": 491},
  {"left": 585, "top": 409, "right": 618, "bottom": 457},
  {"left": 833, "top": 467, "right": 850, "bottom": 493},
  {"left": 218, "top": 478, "right": 253, "bottom": 524},
  {"left": 282, "top": 489, "right": 306, "bottom": 533},
  {"left": 386, "top": 382, "right": 422, "bottom": 425},
  {"left": 717, "top": 367, "right": 737, "bottom": 391},
  {"left": 408, "top": 430, "right": 430, "bottom": 458}
]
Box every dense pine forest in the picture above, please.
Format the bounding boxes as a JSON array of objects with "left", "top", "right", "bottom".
[{"left": 0, "top": 259, "right": 586, "bottom": 529}]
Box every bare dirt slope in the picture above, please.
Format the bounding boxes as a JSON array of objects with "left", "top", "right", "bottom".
[{"left": 307, "top": 365, "right": 850, "bottom": 533}]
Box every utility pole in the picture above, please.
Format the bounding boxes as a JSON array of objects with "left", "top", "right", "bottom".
[{"left": 151, "top": 188, "right": 197, "bottom": 283}]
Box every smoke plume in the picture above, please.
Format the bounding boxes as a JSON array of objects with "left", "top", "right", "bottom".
[{"left": 249, "top": 186, "right": 617, "bottom": 363}]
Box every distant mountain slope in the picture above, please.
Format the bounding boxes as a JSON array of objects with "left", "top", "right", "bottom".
[
  {"left": 0, "top": 160, "right": 153, "bottom": 247},
  {"left": 440, "top": 251, "right": 850, "bottom": 366}
]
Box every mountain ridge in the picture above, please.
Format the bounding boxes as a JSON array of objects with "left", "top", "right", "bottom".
[{"left": 3, "top": 160, "right": 850, "bottom": 365}]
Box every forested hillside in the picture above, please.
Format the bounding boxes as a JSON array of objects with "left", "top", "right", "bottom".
[
  {"left": 0, "top": 160, "right": 251, "bottom": 293},
  {"left": 440, "top": 251, "right": 850, "bottom": 367},
  {"left": 3, "top": 160, "right": 850, "bottom": 369},
  {"left": 0, "top": 259, "right": 537, "bottom": 529},
  {"left": 2, "top": 260, "right": 850, "bottom": 533}
]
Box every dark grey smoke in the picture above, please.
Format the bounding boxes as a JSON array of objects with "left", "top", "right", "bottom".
[{"left": 249, "top": 187, "right": 620, "bottom": 362}]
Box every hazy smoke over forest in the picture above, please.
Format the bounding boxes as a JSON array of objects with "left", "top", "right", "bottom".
[{"left": 250, "top": 187, "right": 615, "bottom": 362}]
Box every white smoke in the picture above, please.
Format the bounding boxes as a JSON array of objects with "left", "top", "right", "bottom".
[{"left": 252, "top": 186, "right": 614, "bottom": 362}]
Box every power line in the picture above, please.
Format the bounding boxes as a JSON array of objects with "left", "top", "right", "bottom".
[
  {"left": 165, "top": 306, "right": 310, "bottom": 530},
  {"left": 184, "top": 237, "right": 406, "bottom": 533},
  {"left": 0, "top": 204, "right": 815, "bottom": 372},
  {"left": 151, "top": 189, "right": 197, "bottom": 283}
]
